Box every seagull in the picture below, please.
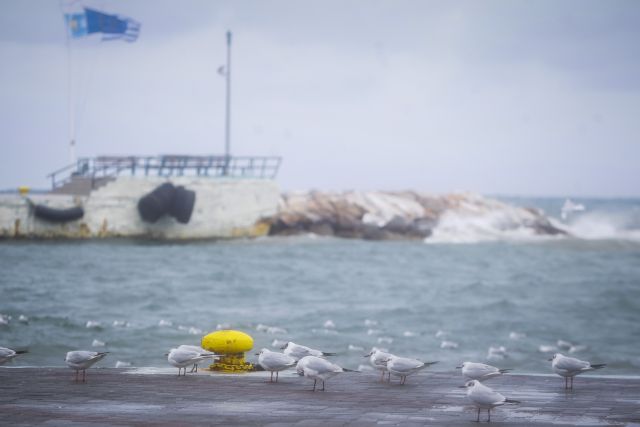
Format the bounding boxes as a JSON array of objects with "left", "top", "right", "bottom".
[
  {"left": 0, "top": 347, "right": 27, "bottom": 365},
  {"left": 65, "top": 351, "right": 108, "bottom": 382},
  {"left": 457, "top": 362, "right": 512, "bottom": 382},
  {"left": 176, "top": 345, "right": 219, "bottom": 373},
  {"left": 256, "top": 348, "right": 296, "bottom": 382},
  {"left": 383, "top": 355, "right": 438, "bottom": 385},
  {"left": 281, "top": 341, "right": 335, "bottom": 361},
  {"left": 296, "top": 355, "right": 354, "bottom": 391},
  {"left": 549, "top": 353, "right": 606, "bottom": 389},
  {"left": 364, "top": 348, "right": 394, "bottom": 382},
  {"left": 462, "top": 379, "right": 520, "bottom": 422},
  {"left": 167, "top": 347, "right": 218, "bottom": 376}
]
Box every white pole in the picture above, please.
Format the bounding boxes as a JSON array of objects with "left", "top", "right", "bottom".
[
  {"left": 224, "top": 30, "right": 231, "bottom": 175},
  {"left": 66, "top": 21, "right": 76, "bottom": 167}
]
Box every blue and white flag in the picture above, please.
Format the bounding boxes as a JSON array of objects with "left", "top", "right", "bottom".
[{"left": 65, "top": 8, "right": 140, "bottom": 42}]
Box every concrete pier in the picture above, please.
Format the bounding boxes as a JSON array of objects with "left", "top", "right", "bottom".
[
  {"left": 1, "top": 368, "right": 639, "bottom": 426},
  {"left": 0, "top": 177, "right": 279, "bottom": 239}
]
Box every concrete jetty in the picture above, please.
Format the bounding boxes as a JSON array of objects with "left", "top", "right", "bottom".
[
  {"left": 0, "top": 177, "right": 279, "bottom": 239},
  {"left": 1, "top": 368, "right": 639, "bottom": 426}
]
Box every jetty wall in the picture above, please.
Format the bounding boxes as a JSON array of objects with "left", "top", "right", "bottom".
[{"left": 0, "top": 177, "right": 279, "bottom": 239}]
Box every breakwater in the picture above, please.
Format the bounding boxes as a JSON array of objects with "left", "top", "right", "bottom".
[
  {"left": 0, "top": 184, "right": 572, "bottom": 241},
  {"left": 267, "top": 191, "right": 566, "bottom": 241}
]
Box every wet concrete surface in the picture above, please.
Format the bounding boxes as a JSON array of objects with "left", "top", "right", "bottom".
[{"left": 1, "top": 368, "right": 639, "bottom": 426}]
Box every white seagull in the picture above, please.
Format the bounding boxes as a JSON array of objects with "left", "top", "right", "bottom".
[
  {"left": 457, "top": 361, "right": 512, "bottom": 382},
  {"left": 0, "top": 347, "right": 27, "bottom": 365},
  {"left": 384, "top": 355, "right": 438, "bottom": 385},
  {"left": 462, "top": 379, "right": 520, "bottom": 422},
  {"left": 65, "top": 351, "right": 108, "bottom": 382},
  {"left": 364, "top": 348, "right": 395, "bottom": 382},
  {"left": 167, "top": 347, "right": 218, "bottom": 376},
  {"left": 256, "top": 348, "right": 296, "bottom": 382},
  {"left": 296, "top": 355, "right": 354, "bottom": 391},
  {"left": 177, "top": 345, "right": 219, "bottom": 373},
  {"left": 281, "top": 341, "right": 335, "bottom": 361},
  {"left": 549, "top": 353, "right": 606, "bottom": 389}
]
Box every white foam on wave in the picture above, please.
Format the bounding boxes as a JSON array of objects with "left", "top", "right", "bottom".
[
  {"left": 560, "top": 211, "right": 640, "bottom": 241},
  {"left": 426, "top": 196, "right": 554, "bottom": 244},
  {"left": 425, "top": 193, "right": 640, "bottom": 244}
]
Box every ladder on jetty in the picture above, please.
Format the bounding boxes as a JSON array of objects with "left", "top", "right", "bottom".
[{"left": 48, "top": 155, "right": 282, "bottom": 196}]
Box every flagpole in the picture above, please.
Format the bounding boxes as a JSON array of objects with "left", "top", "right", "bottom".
[{"left": 224, "top": 30, "right": 232, "bottom": 175}]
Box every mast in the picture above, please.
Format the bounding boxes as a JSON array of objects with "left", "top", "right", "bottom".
[{"left": 224, "top": 30, "right": 232, "bottom": 175}]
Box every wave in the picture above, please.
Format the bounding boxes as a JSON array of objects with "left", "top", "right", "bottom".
[
  {"left": 426, "top": 209, "right": 557, "bottom": 244},
  {"left": 426, "top": 197, "right": 640, "bottom": 244},
  {"left": 559, "top": 210, "right": 640, "bottom": 241}
]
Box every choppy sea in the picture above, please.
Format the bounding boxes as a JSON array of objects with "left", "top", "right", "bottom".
[{"left": 1, "top": 197, "right": 639, "bottom": 375}]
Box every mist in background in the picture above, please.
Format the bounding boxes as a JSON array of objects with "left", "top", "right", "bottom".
[{"left": 1, "top": 0, "right": 639, "bottom": 197}]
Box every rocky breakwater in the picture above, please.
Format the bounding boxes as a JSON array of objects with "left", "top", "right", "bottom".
[{"left": 267, "top": 191, "right": 567, "bottom": 242}]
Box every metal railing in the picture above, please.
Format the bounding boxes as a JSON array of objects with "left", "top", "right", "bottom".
[{"left": 47, "top": 155, "right": 282, "bottom": 190}]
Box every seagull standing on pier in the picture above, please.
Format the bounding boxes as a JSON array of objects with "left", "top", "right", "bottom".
[
  {"left": 383, "top": 355, "right": 438, "bottom": 385},
  {"left": 177, "top": 345, "right": 218, "bottom": 373},
  {"left": 549, "top": 353, "right": 606, "bottom": 389},
  {"left": 457, "top": 361, "right": 512, "bottom": 382},
  {"left": 364, "top": 348, "right": 395, "bottom": 382},
  {"left": 281, "top": 341, "right": 335, "bottom": 361},
  {"left": 65, "top": 351, "right": 108, "bottom": 382},
  {"left": 167, "top": 347, "right": 217, "bottom": 376},
  {"left": 462, "top": 380, "right": 520, "bottom": 422},
  {"left": 296, "top": 355, "right": 353, "bottom": 391},
  {"left": 256, "top": 348, "right": 296, "bottom": 382},
  {"left": 0, "top": 347, "right": 27, "bottom": 365}
]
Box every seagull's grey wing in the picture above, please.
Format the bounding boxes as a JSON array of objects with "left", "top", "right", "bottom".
[
  {"left": 467, "top": 363, "right": 499, "bottom": 377},
  {"left": 391, "top": 357, "right": 423, "bottom": 371},
  {"left": 0, "top": 347, "right": 15, "bottom": 358},
  {"left": 556, "top": 356, "right": 590, "bottom": 371},
  {"left": 303, "top": 356, "right": 331, "bottom": 370},
  {"left": 66, "top": 351, "right": 96, "bottom": 363},
  {"left": 171, "top": 349, "right": 200, "bottom": 364},
  {"left": 271, "top": 352, "right": 296, "bottom": 366},
  {"left": 471, "top": 387, "right": 507, "bottom": 406}
]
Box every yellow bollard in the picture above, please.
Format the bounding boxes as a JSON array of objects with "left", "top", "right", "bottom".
[
  {"left": 201, "top": 330, "right": 254, "bottom": 373},
  {"left": 18, "top": 186, "right": 30, "bottom": 196}
]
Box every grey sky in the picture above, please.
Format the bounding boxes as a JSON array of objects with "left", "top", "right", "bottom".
[{"left": 1, "top": 0, "right": 639, "bottom": 196}]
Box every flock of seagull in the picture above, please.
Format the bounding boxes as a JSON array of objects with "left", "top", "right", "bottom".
[{"left": 0, "top": 342, "right": 606, "bottom": 423}]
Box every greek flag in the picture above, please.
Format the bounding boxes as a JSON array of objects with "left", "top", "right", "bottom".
[{"left": 65, "top": 8, "right": 141, "bottom": 42}]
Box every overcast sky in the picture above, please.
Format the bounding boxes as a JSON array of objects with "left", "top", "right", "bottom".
[{"left": 1, "top": 0, "right": 639, "bottom": 197}]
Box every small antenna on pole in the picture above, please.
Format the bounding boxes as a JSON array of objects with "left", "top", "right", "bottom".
[{"left": 224, "top": 30, "right": 232, "bottom": 175}]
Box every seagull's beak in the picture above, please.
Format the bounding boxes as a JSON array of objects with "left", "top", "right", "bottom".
[
  {"left": 547, "top": 358, "right": 553, "bottom": 361},
  {"left": 458, "top": 385, "right": 467, "bottom": 388},
  {"left": 254, "top": 353, "right": 260, "bottom": 356},
  {"left": 455, "top": 366, "right": 462, "bottom": 369}
]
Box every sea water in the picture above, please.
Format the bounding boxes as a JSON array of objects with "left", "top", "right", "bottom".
[{"left": 1, "top": 197, "right": 639, "bottom": 374}]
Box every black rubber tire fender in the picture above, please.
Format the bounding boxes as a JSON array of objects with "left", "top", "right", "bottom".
[
  {"left": 169, "top": 186, "right": 196, "bottom": 224},
  {"left": 33, "top": 205, "right": 84, "bottom": 222},
  {"left": 137, "top": 182, "right": 176, "bottom": 223}
]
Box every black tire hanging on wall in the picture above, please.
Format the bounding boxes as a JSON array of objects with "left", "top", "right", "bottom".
[
  {"left": 33, "top": 205, "right": 84, "bottom": 222},
  {"left": 137, "top": 182, "right": 176, "bottom": 223},
  {"left": 169, "top": 186, "right": 196, "bottom": 224}
]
